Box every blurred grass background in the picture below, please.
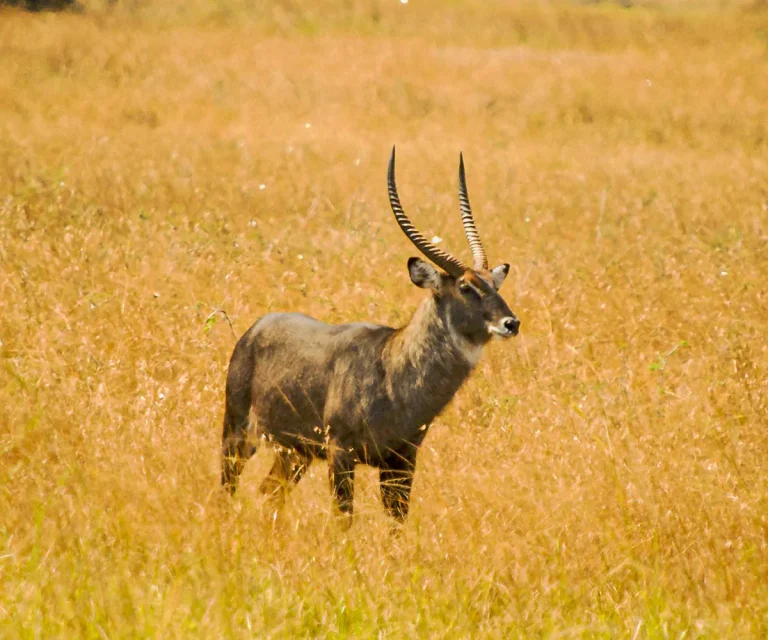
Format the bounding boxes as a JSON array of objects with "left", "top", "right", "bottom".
[{"left": 1, "top": 0, "right": 768, "bottom": 637}]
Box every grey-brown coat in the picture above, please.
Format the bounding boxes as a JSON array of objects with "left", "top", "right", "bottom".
[{"left": 221, "top": 148, "right": 520, "bottom": 523}]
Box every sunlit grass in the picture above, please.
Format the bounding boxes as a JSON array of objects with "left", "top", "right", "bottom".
[{"left": 1, "top": 0, "right": 767, "bottom": 637}]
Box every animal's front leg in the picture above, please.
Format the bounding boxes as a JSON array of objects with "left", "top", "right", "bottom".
[
  {"left": 380, "top": 448, "right": 418, "bottom": 523},
  {"left": 328, "top": 448, "right": 355, "bottom": 520}
]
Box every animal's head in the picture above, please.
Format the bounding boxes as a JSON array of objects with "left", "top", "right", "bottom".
[{"left": 388, "top": 147, "right": 520, "bottom": 344}]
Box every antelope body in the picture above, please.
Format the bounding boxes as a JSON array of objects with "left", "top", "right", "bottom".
[{"left": 222, "top": 148, "right": 520, "bottom": 522}]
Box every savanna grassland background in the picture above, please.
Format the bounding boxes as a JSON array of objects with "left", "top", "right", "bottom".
[{"left": 1, "top": 0, "right": 768, "bottom": 637}]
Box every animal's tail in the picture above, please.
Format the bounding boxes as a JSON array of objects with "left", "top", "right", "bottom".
[{"left": 221, "top": 333, "right": 258, "bottom": 494}]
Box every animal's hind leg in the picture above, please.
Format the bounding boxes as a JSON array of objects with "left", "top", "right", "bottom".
[
  {"left": 259, "top": 448, "right": 309, "bottom": 505},
  {"left": 329, "top": 449, "right": 356, "bottom": 520},
  {"left": 221, "top": 406, "right": 257, "bottom": 495}
]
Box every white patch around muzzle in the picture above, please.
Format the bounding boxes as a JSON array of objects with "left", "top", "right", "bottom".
[{"left": 488, "top": 316, "right": 520, "bottom": 338}]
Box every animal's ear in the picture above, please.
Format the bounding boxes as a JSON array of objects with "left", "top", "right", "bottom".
[
  {"left": 408, "top": 257, "right": 441, "bottom": 290},
  {"left": 491, "top": 263, "right": 509, "bottom": 290}
]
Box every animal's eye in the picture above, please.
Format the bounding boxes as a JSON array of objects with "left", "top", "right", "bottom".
[{"left": 458, "top": 283, "right": 475, "bottom": 296}]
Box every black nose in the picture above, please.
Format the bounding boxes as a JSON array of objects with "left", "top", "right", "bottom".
[{"left": 504, "top": 317, "right": 520, "bottom": 334}]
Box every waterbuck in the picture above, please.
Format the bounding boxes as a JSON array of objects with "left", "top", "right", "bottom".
[{"left": 221, "top": 147, "right": 520, "bottom": 522}]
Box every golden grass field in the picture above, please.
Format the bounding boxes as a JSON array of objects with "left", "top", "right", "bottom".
[{"left": 1, "top": 0, "right": 768, "bottom": 636}]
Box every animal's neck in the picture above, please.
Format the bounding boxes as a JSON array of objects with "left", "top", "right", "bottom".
[{"left": 383, "top": 296, "right": 481, "bottom": 405}]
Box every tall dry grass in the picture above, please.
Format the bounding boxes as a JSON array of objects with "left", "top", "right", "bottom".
[{"left": 1, "top": 0, "right": 768, "bottom": 637}]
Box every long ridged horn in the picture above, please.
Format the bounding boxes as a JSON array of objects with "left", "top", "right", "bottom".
[
  {"left": 458, "top": 153, "right": 489, "bottom": 271},
  {"left": 388, "top": 147, "right": 466, "bottom": 277}
]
